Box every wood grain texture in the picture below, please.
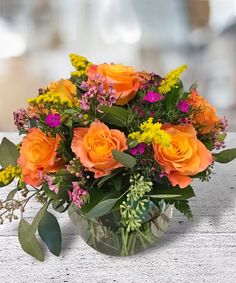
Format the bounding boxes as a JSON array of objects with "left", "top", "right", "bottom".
[{"left": 0, "top": 133, "right": 236, "bottom": 283}]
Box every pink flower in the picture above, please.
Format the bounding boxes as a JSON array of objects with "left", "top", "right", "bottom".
[
  {"left": 144, "top": 91, "right": 163, "bottom": 103},
  {"left": 68, "top": 182, "right": 88, "bottom": 208},
  {"left": 44, "top": 175, "right": 59, "bottom": 194},
  {"left": 177, "top": 100, "right": 189, "bottom": 113}
]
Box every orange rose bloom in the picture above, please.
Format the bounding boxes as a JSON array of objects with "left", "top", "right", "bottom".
[
  {"left": 18, "top": 128, "right": 61, "bottom": 186},
  {"left": 189, "top": 89, "right": 219, "bottom": 134},
  {"left": 48, "top": 79, "right": 77, "bottom": 103},
  {"left": 153, "top": 124, "right": 212, "bottom": 188},
  {"left": 87, "top": 63, "right": 140, "bottom": 105},
  {"left": 71, "top": 121, "right": 128, "bottom": 178}
]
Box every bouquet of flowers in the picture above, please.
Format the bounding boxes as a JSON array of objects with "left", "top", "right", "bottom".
[{"left": 1, "top": 54, "right": 236, "bottom": 260}]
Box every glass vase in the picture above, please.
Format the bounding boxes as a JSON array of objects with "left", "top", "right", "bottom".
[{"left": 68, "top": 201, "right": 173, "bottom": 256}]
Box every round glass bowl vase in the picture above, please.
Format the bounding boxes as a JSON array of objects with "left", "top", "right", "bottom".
[{"left": 68, "top": 201, "right": 173, "bottom": 256}]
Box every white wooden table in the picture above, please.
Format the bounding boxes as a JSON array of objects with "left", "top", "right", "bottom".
[{"left": 0, "top": 132, "right": 236, "bottom": 283}]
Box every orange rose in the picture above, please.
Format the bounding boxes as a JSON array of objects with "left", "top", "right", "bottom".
[
  {"left": 71, "top": 121, "right": 128, "bottom": 178},
  {"left": 189, "top": 89, "right": 219, "bottom": 134},
  {"left": 87, "top": 63, "right": 140, "bottom": 105},
  {"left": 153, "top": 124, "right": 212, "bottom": 188},
  {"left": 48, "top": 79, "right": 77, "bottom": 104},
  {"left": 18, "top": 128, "right": 61, "bottom": 186}
]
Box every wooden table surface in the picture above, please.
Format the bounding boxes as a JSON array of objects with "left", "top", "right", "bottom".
[{"left": 0, "top": 132, "right": 236, "bottom": 283}]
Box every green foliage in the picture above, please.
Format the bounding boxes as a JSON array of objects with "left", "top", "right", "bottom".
[
  {"left": 149, "top": 194, "right": 182, "bottom": 199},
  {"left": 6, "top": 188, "right": 19, "bottom": 201},
  {"left": 120, "top": 174, "right": 153, "bottom": 232},
  {"left": 97, "top": 169, "right": 121, "bottom": 188},
  {"left": 0, "top": 137, "right": 19, "bottom": 168},
  {"left": 151, "top": 184, "right": 195, "bottom": 200},
  {"left": 29, "top": 203, "right": 48, "bottom": 237},
  {"left": 164, "top": 80, "right": 183, "bottom": 108},
  {"left": 112, "top": 150, "right": 136, "bottom": 169},
  {"left": 86, "top": 198, "right": 119, "bottom": 219},
  {"left": 99, "top": 105, "right": 130, "bottom": 127},
  {"left": 38, "top": 211, "right": 62, "bottom": 257},
  {"left": 18, "top": 219, "right": 44, "bottom": 262},
  {"left": 213, "top": 148, "right": 236, "bottom": 163},
  {"left": 174, "top": 200, "right": 193, "bottom": 220}
]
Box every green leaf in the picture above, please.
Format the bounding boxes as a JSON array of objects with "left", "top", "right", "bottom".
[
  {"left": 6, "top": 188, "right": 19, "bottom": 201},
  {"left": 165, "top": 80, "right": 183, "bottom": 108},
  {"left": 97, "top": 169, "right": 121, "bottom": 189},
  {"left": 18, "top": 219, "right": 44, "bottom": 261},
  {"left": 149, "top": 194, "right": 182, "bottom": 199},
  {"left": 189, "top": 82, "right": 198, "bottom": 92},
  {"left": 128, "top": 139, "right": 138, "bottom": 148},
  {"left": 99, "top": 105, "right": 130, "bottom": 127},
  {"left": 29, "top": 203, "right": 48, "bottom": 237},
  {"left": 152, "top": 184, "right": 195, "bottom": 200},
  {"left": 112, "top": 176, "right": 122, "bottom": 191},
  {"left": 38, "top": 211, "right": 62, "bottom": 256},
  {"left": 112, "top": 150, "right": 136, "bottom": 169},
  {"left": 174, "top": 200, "right": 193, "bottom": 220},
  {"left": 0, "top": 137, "right": 19, "bottom": 168},
  {"left": 52, "top": 199, "right": 66, "bottom": 213},
  {"left": 86, "top": 198, "right": 119, "bottom": 218},
  {"left": 213, "top": 148, "right": 236, "bottom": 163}
]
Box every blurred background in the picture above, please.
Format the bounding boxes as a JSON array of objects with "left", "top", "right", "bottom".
[{"left": 0, "top": 0, "right": 235, "bottom": 131}]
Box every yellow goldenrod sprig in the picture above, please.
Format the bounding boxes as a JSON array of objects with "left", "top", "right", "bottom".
[
  {"left": 28, "top": 91, "right": 74, "bottom": 108},
  {"left": 158, "top": 64, "right": 187, "bottom": 94},
  {"left": 0, "top": 165, "right": 21, "bottom": 185},
  {"left": 69, "top": 53, "right": 92, "bottom": 78},
  {"left": 129, "top": 117, "right": 171, "bottom": 147}
]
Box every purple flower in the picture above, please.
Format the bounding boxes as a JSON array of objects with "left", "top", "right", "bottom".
[
  {"left": 177, "top": 100, "right": 189, "bottom": 113},
  {"left": 13, "top": 108, "right": 29, "bottom": 130},
  {"left": 144, "top": 91, "right": 163, "bottom": 103},
  {"left": 45, "top": 113, "right": 61, "bottom": 127},
  {"left": 68, "top": 182, "right": 88, "bottom": 208},
  {"left": 130, "top": 143, "right": 147, "bottom": 156}
]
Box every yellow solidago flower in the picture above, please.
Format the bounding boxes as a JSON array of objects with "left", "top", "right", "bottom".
[
  {"left": 0, "top": 165, "right": 21, "bottom": 185},
  {"left": 158, "top": 64, "right": 187, "bottom": 94},
  {"left": 69, "top": 53, "right": 92, "bottom": 77},
  {"left": 129, "top": 118, "right": 171, "bottom": 147},
  {"left": 28, "top": 91, "right": 74, "bottom": 108}
]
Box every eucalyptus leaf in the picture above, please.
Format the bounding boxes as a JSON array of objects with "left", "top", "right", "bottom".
[
  {"left": 38, "top": 211, "right": 62, "bottom": 256},
  {"left": 6, "top": 188, "right": 18, "bottom": 201},
  {"left": 0, "top": 137, "right": 19, "bottom": 168},
  {"left": 152, "top": 184, "right": 195, "bottom": 200},
  {"left": 213, "top": 148, "right": 236, "bottom": 163},
  {"left": 29, "top": 203, "right": 48, "bottom": 237},
  {"left": 149, "top": 194, "right": 182, "bottom": 199},
  {"left": 112, "top": 150, "right": 136, "bottom": 169},
  {"left": 86, "top": 198, "right": 119, "bottom": 218},
  {"left": 18, "top": 219, "right": 44, "bottom": 262},
  {"left": 99, "top": 105, "right": 130, "bottom": 127},
  {"left": 97, "top": 169, "right": 121, "bottom": 189}
]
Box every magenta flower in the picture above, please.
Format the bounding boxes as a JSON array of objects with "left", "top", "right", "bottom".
[
  {"left": 130, "top": 143, "right": 147, "bottom": 156},
  {"left": 45, "top": 113, "right": 61, "bottom": 127},
  {"left": 177, "top": 100, "right": 189, "bottom": 113},
  {"left": 144, "top": 91, "right": 163, "bottom": 103},
  {"left": 68, "top": 182, "right": 88, "bottom": 208}
]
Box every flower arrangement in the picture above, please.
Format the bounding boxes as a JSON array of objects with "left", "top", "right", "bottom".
[{"left": 1, "top": 54, "right": 236, "bottom": 260}]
